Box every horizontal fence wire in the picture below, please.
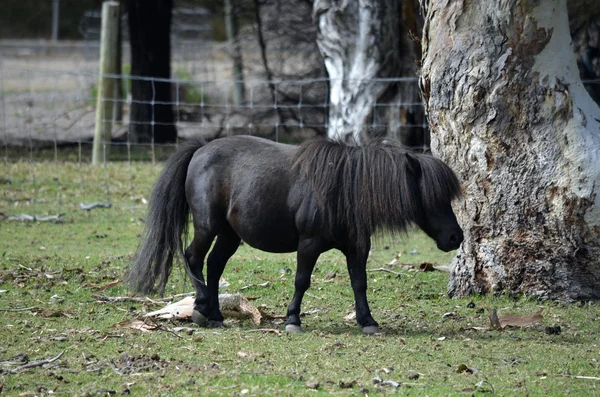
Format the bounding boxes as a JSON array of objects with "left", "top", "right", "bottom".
[
  {"left": 0, "top": 65, "right": 428, "bottom": 149},
  {"left": 1, "top": 63, "right": 600, "bottom": 224},
  {"left": 0, "top": 64, "right": 428, "bottom": 223}
]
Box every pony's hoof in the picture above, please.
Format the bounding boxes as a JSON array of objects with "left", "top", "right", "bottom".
[
  {"left": 362, "top": 325, "right": 381, "bottom": 335},
  {"left": 285, "top": 324, "right": 303, "bottom": 334},
  {"left": 208, "top": 320, "right": 224, "bottom": 328},
  {"left": 192, "top": 310, "right": 209, "bottom": 327}
]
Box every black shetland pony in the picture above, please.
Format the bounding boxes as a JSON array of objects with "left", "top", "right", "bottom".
[{"left": 127, "top": 135, "right": 463, "bottom": 334}]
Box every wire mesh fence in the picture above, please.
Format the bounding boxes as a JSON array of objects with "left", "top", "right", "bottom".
[
  {"left": 2, "top": 60, "right": 600, "bottom": 224},
  {"left": 0, "top": 62, "right": 427, "bottom": 223}
]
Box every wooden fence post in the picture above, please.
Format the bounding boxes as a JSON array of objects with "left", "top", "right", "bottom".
[{"left": 92, "top": 1, "right": 120, "bottom": 165}]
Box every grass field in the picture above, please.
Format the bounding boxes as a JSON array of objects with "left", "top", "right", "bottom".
[{"left": 1, "top": 158, "right": 600, "bottom": 396}]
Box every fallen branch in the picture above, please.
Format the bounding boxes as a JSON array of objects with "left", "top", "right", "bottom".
[
  {"left": 10, "top": 351, "right": 65, "bottom": 373},
  {"left": 99, "top": 292, "right": 264, "bottom": 325},
  {"left": 145, "top": 294, "right": 263, "bottom": 325}
]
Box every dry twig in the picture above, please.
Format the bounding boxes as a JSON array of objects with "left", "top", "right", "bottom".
[
  {"left": 246, "top": 328, "right": 282, "bottom": 335},
  {"left": 366, "top": 268, "right": 401, "bottom": 277},
  {"left": 92, "top": 292, "right": 195, "bottom": 304},
  {"left": 0, "top": 307, "right": 36, "bottom": 312},
  {"left": 10, "top": 351, "right": 65, "bottom": 373}
]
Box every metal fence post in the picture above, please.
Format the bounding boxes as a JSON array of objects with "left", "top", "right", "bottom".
[{"left": 92, "top": 1, "right": 120, "bottom": 165}]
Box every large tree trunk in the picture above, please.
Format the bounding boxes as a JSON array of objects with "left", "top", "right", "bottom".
[
  {"left": 314, "top": 0, "right": 402, "bottom": 142},
  {"left": 127, "top": 0, "right": 176, "bottom": 143},
  {"left": 420, "top": 0, "right": 600, "bottom": 300},
  {"left": 569, "top": 0, "right": 600, "bottom": 105},
  {"left": 315, "top": 0, "right": 427, "bottom": 145}
]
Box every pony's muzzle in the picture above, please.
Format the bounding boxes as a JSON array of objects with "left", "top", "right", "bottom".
[
  {"left": 449, "top": 232, "right": 463, "bottom": 246},
  {"left": 434, "top": 228, "right": 464, "bottom": 252},
  {"left": 444, "top": 230, "right": 464, "bottom": 251}
]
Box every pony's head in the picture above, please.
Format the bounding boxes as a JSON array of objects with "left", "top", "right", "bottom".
[
  {"left": 293, "top": 138, "right": 464, "bottom": 252},
  {"left": 405, "top": 152, "right": 463, "bottom": 252},
  {"left": 416, "top": 199, "right": 463, "bottom": 252}
]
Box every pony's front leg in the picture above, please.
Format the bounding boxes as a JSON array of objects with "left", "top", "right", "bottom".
[
  {"left": 344, "top": 242, "right": 380, "bottom": 335},
  {"left": 285, "top": 237, "right": 325, "bottom": 333}
]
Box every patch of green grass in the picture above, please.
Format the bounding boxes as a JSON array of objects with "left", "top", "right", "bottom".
[{"left": 1, "top": 158, "right": 600, "bottom": 396}]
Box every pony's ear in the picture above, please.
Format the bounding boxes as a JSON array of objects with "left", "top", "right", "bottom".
[{"left": 405, "top": 153, "right": 422, "bottom": 179}]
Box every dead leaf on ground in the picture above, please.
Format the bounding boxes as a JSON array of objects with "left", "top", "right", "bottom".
[
  {"left": 40, "top": 310, "right": 74, "bottom": 319},
  {"left": 490, "top": 308, "right": 544, "bottom": 329},
  {"left": 344, "top": 311, "right": 356, "bottom": 321},
  {"left": 545, "top": 325, "right": 562, "bottom": 335},
  {"left": 257, "top": 306, "right": 286, "bottom": 320},
  {"left": 457, "top": 363, "right": 474, "bottom": 374},
  {"left": 113, "top": 318, "right": 159, "bottom": 333},
  {"left": 382, "top": 380, "right": 401, "bottom": 388},
  {"left": 418, "top": 262, "right": 436, "bottom": 272},
  {"left": 324, "top": 271, "right": 337, "bottom": 280},
  {"left": 306, "top": 380, "right": 320, "bottom": 390},
  {"left": 339, "top": 380, "right": 357, "bottom": 389},
  {"left": 489, "top": 308, "right": 502, "bottom": 329},
  {"left": 93, "top": 279, "right": 121, "bottom": 292}
]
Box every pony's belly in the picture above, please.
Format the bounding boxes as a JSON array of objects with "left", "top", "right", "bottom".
[
  {"left": 243, "top": 236, "right": 299, "bottom": 253},
  {"left": 229, "top": 218, "right": 299, "bottom": 253}
]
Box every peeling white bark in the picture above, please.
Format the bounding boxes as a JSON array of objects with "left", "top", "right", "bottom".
[
  {"left": 314, "top": 0, "right": 404, "bottom": 142},
  {"left": 421, "top": 0, "right": 600, "bottom": 300}
]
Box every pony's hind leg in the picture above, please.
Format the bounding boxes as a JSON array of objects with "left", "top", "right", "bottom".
[
  {"left": 185, "top": 230, "right": 216, "bottom": 326},
  {"left": 204, "top": 231, "right": 241, "bottom": 326},
  {"left": 285, "top": 237, "right": 326, "bottom": 333}
]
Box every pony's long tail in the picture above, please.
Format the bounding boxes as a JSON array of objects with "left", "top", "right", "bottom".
[{"left": 126, "top": 139, "right": 204, "bottom": 295}]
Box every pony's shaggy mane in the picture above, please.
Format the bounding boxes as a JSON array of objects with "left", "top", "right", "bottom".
[{"left": 292, "top": 138, "right": 462, "bottom": 249}]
